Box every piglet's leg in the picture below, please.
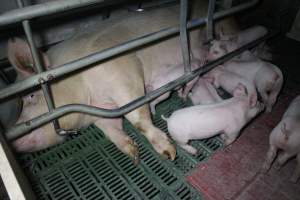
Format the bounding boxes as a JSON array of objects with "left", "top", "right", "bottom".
[
  {"left": 261, "top": 145, "right": 277, "bottom": 173},
  {"left": 273, "top": 151, "right": 294, "bottom": 170},
  {"left": 179, "top": 143, "right": 197, "bottom": 155},
  {"left": 290, "top": 153, "right": 300, "bottom": 183},
  {"left": 223, "top": 131, "right": 239, "bottom": 146}
]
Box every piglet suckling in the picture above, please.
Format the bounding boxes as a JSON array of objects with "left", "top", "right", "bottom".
[
  {"left": 207, "top": 25, "right": 271, "bottom": 62},
  {"left": 162, "top": 83, "right": 264, "bottom": 154},
  {"left": 223, "top": 61, "right": 283, "bottom": 112},
  {"left": 262, "top": 95, "right": 300, "bottom": 183},
  {"left": 204, "top": 65, "right": 258, "bottom": 107},
  {"left": 146, "top": 60, "right": 201, "bottom": 114},
  {"left": 189, "top": 77, "right": 222, "bottom": 105}
]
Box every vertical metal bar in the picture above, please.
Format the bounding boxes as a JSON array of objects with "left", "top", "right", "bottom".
[
  {"left": 206, "top": 0, "right": 216, "bottom": 42},
  {"left": 179, "top": 0, "right": 191, "bottom": 73},
  {"left": 0, "top": 122, "right": 36, "bottom": 200},
  {"left": 16, "top": 0, "right": 60, "bottom": 132}
]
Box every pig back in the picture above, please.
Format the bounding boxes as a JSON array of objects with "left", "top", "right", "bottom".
[{"left": 283, "top": 95, "right": 300, "bottom": 119}]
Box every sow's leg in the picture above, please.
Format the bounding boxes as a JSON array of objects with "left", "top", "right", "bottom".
[
  {"left": 94, "top": 118, "right": 139, "bottom": 163},
  {"left": 109, "top": 56, "right": 176, "bottom": 160}
]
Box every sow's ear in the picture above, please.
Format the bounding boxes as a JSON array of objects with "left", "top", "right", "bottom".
[{"left": 7, "top": 37, "right": 50, "bottom": 78}]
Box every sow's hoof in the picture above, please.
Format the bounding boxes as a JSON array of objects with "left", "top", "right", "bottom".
[{"left": 150, "top": 135, "right": 176, "bottom": 161}]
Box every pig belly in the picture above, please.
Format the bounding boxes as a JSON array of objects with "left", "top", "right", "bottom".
[
  {"left": 191, "top": 89, "right": 217, "bottom": 105},
  {"left": 190, "top": 82, "right": 221, "bottom": 105},
  {"left": 168, "top": 109, "right": 231, "bottom": 141}
]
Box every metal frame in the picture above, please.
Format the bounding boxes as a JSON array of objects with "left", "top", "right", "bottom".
[
  {"left": 16, "top": 0, "right": 61, "bottom": 134},
  {"left": 206, "top": 0, "right": 216, "bottom": 41},
  {"left": 0, "top": 0, "right": 264, "bottom": 199},
  {"left": 180, "top": 0, "right": 191, "bottom": 73}
]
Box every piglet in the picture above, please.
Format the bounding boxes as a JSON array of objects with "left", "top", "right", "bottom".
[
  {"left": 223, "top": 61, "right": 283, "bottom": 112},
  {"left": 146, "top": 60, "right": 201, "bottom": 114},
  {"left": 204, "top": 65, "right": 258, "bottom": 107},
  {"left": 162, "top": 83, "right": 264, "bottom": 154},
  {"left": 189, "top": 77, "right": 222, "bottom": 105},
  {"left": 207, "top": 25, "right": 272, "bottom": 62},
  {"left": 261, "top": 95, "right": 300, "bottom": 183},
  {"left": 206, "top": 39, "right": 257, "bottom": 62}
]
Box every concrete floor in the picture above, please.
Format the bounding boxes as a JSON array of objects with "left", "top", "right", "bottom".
[{"left": 187, "top": 36, "right": 300, "bottom": 200}]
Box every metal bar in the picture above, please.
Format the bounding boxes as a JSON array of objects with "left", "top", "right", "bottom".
[
  {"left": 17, "top": 0, "right": 61, "bottom": 131},
  {"left": 0, "top": 0, "right": 121, "bottom": 26},
  {"left": 0, "top": 0, "right": 260, "bottom": 101},
  {"left": 0, "top": 123, "right": 36, "bottom": 200},
  {"left": 6, "top": 32, "right": 273, "bottom": 141},
  {"left": 179, "top": 0, "right": 191, "bottom": 73},
  {"left": 206, "top": 0, "right": 216, "bottom": 41}
]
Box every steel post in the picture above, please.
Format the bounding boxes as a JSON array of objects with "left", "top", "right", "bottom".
[{"left": 180, "top": 0, "right": 191, "bottom": 73}]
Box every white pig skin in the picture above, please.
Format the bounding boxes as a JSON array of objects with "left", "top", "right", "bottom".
[
  {"left": 262, "top": 95, "right": 300, "bottom": 183},
  {"left": 189, "top": 77, "right": 222, "bottom": 105},
  {"left": 7, "top": 1, "right": 239, "bottom": 161},
  {"left": 163, "top": 84, "right": 264, "bottom": 154},
  {"left": 206, "top": 25, "right": 272, "bottom": 62},
  {"left": 146, "top": 60, "right": 201, "bottom": 114},
  {"left": 223, "top": 61, "right": 283, "bottom": 112},
  {"left": 204, "top": 65, "right": 258, "bottom": 107}
]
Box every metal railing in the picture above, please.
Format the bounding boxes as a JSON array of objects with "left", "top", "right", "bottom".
[{"left": 0, "top": 0, "right": 264, "bottom": 199}]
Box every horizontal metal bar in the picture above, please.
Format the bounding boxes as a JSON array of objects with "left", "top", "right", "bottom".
[
  {"left": 0, "top": 0, "right": 259, "bottom": 101},
  {"left": 6, "top": 32, "right": 273, "bottom": 141},
  {"left": 0, "top": 0, "right": 128, "bottom": 26}
]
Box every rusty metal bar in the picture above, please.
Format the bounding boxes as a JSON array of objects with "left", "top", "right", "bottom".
[{"left": 17, "top": 0, "right": 61, "bottom": 132}]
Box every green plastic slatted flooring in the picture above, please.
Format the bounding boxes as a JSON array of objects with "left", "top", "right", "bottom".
[{"left": 18, "top": 93, "right": 223, "bottom": 200}]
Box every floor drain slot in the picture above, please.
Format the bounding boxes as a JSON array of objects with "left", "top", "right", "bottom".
[{"left": 18, "top": 93, "right": 224, "bottom": 200}]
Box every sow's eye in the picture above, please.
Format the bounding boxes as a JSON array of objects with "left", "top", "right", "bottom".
[{"left": 24, "top": 93, "right": 38, "bottom": 105}]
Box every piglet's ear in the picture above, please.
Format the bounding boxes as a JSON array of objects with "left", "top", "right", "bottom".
[
  {"left": 249, "top": 93, "right": 257, "bottom": 107},
  {"left": 280, "top": 122, "right": 291, "bottom": 140},
  {"left": 203, "top": 76, "right": 214, "bottom": 84},
  {"left": 281, "top": 122, "right": 287, "bottom": 133},
  {"left": 7, "top": 37, "right": 50, "bottom": 78},
  {"left": 233, "top": 83, "right": 247, "bottom": 97}
]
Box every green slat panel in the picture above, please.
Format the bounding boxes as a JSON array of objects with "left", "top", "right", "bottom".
[{"left": 18, "top": 93, "right": 224, "bottom": 200}]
